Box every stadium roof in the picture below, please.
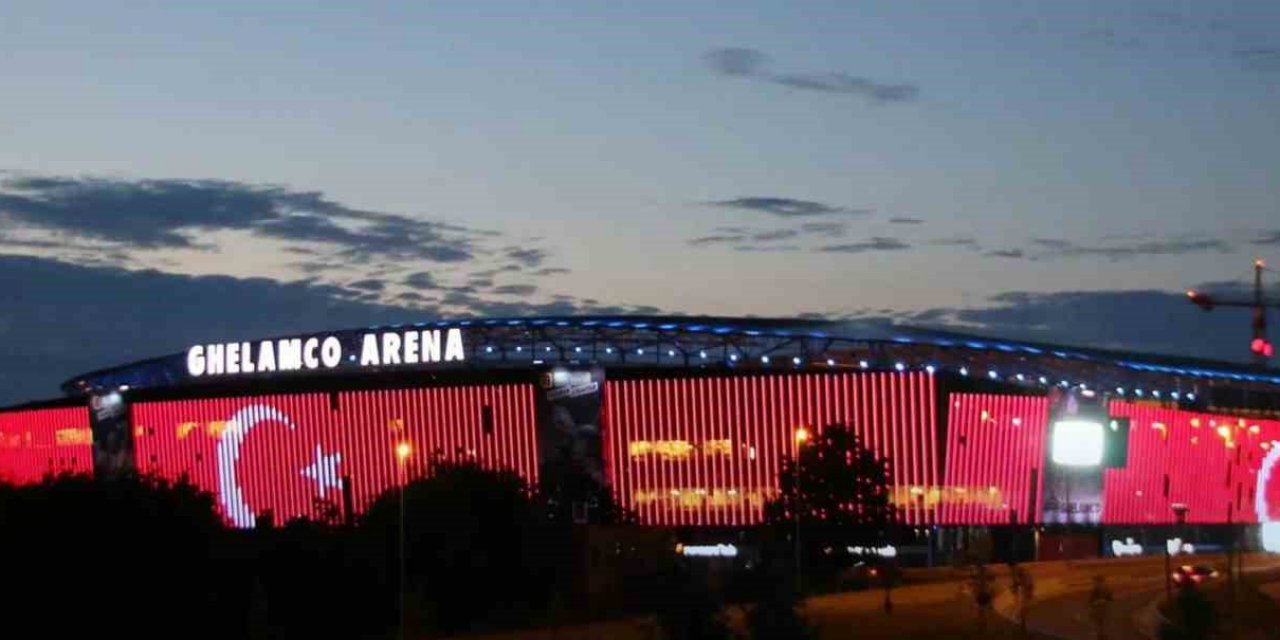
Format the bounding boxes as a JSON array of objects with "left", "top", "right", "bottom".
[{"left": 52, "top": 315, "right": 1280, "bottom": 401}]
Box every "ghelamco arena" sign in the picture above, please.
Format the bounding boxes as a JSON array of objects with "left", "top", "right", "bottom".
[{"left": 186, "top": 328, "right": 466, "bottom": 377}]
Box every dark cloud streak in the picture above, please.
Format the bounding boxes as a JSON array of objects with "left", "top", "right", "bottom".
[
  {"left": 704, "top": 47, "right": 920, "bottom": 104},
  {"left": 819, "top": 237, "right": 910, "bottom": 254},
  {"left": 707, "top": 197, "right": 870, "bottom": 218}
]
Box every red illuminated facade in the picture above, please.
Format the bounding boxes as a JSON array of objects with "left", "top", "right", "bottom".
[
  {"left": 131, "top": 385, "right": 538, "bottom": 526},
  {"left": 941, "top": 393, "right": 1049, "bottom": 525},
  {"left": 604, "top": 372, "right": 938, "bottom": 526},
  {"left": 1104, "top": 401, "right": 1280, "bottom": 524},
  {"left": 5, "top": 369, "right": 1280, "bottom": 530},
  {"left": 0, "top": 406, "right": 93, "bottom": 484}
]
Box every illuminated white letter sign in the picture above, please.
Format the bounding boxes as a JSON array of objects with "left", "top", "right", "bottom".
[{"left": 186, "top": 328, "right": 467, "bottom": 378}]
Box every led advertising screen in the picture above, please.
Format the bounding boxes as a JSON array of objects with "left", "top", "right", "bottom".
[
  {"left": 1050, "top": 419, "right": 1105, "bottom": 467},
  {"left": 535, "top": 366, "right": 607, "bottom": 519},
  {"left": 89, "top": 390, "right": 135, "bottom": 479},
  {"left": 1040, "top": 388, "right": 1107, "bottom": 524}
]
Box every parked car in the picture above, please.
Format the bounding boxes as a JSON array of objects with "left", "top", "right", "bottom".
[
  {"left": 1171, "top": 564, "right": 1219, "bottom": 587},
  {"left": 837, "top": 560, "right": 900, "bottom": 591}
]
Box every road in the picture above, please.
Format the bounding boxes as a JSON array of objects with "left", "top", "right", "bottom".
[
  {"left": 1019, "top": 554, "right": 1280, "bottom": 640},
  {"left": 453, "top": 555, "right": 1280, "bottom": 640}
]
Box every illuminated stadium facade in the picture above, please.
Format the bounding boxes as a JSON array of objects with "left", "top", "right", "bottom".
[{"left": 4, "top": 315, "right": 1280, "bottom": 551}]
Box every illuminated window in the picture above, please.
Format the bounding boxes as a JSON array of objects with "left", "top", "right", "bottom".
[{"left": 703, "top": 439, "right": 733, "bottom": 456}]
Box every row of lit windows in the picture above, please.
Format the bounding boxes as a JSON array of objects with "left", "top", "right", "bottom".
[
  {"left": 0, "top": 429, "right": 92, "bottom": 447},
  {"left": 629, "top": 485, "right": 1008, "bottom": 510},
  {"left": 890, "top": 485, "right": 1006, "bottom": 509},
  {"left": 627, "top": 439, "right": 734, "bottom": 460},
  {"left": 631, "top": 487, "right": 769, "bottom": 508}
]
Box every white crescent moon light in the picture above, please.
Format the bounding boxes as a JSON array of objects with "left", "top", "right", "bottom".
[{"left": 217, "top": 404, "right": 295, "bottom": 528}]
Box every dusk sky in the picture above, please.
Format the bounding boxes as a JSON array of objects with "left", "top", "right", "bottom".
[{"left": 2, "top": 1, "right": 1279, "bottom": 403}]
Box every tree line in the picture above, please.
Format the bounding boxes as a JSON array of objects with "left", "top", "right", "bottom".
[{"left": 0, "top": 423, "right": 898, "bottom": 639}]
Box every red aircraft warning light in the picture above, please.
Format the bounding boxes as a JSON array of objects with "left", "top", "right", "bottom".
[
  {"left": 1252, "top": 338, "right": 1275, "bottom": 358},
  {"left": 1187, "top": 290, "right": 1215, "bottom": 311}
]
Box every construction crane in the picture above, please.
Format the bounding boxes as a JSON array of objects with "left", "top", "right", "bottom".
[{"left": 1186, "top": 258, "right": 1280, "bottom": 368}]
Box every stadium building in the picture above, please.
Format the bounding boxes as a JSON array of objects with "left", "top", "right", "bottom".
[{"left": 3, "top": 316, "right": 1280, "bottom": 560}]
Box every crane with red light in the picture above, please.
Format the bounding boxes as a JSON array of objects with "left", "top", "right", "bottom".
[{"left": 1186, "top": 259, "right": 1279, "bottom": 367}]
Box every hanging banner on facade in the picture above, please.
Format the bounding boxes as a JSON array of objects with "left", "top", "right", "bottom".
[
  {"left": 534, "top": 366, "right": 607, "bottom": 510},
  {"left": 89, "top": 390, "right": 135, "bottom": 479}
]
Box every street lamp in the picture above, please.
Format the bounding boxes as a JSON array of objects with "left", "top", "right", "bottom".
[
  {"left": 396, "top": 441, "right": 412, "bottom": 640},
  {"left": 1167, "top": 503, "right": 1189, "bottom": 601},
  {"left": 793, "top": 427, "right": 811, "bottom": 593}
]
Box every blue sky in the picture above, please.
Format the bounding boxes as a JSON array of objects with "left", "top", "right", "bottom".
[{"left": 1, "top": 1, "right": 1278, "bottom": 402}]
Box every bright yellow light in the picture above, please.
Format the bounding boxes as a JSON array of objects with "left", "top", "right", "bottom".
[
  {"left": 1217, "top": 425, "right": 1231, "bottom": 439},
  {"left": 1186, "top": 289, "right": 1197, "bottom": 298},
  {"left": 1249, "top": 425, "right": 1261, "bottom": 435},
  {"left": 794, "top": 426, "right": 811, "bottom": 444},
  {"left": 395, "top": 441, "right": 412, "bottom": 461},
  {"left": 1256, "top": 258, "right": 1266, "bottom": 269}
]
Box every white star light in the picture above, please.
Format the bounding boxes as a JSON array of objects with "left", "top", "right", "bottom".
[{"left": 300, "top": 445, "right": 343, "bottom": 497}]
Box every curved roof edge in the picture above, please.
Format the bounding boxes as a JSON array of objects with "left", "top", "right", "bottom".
[{"left": 58, "top": 314, "right": 1280, "bottom": 396}]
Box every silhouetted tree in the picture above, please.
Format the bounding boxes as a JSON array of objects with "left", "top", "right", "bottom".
[
  {"left": 359, "top": 458, "right": 559, "bottom": 635},
  {"left": 539, "top": 441, "right": 633, "bottom": 525},
  {"left": 0, "top": 473, "right": 239, "bottom": 640},
  {"left": 746, "top": 581, "right": 817, "bottom": 640},
  {"left": 648, "top": 563, "right": 737, "bottom": 640},
  {"left": 763, "top": 423, "right": 897, "bottom": 585},
  {"left": 1158, "top": 583, "right": 1215, "bottom": 640}
]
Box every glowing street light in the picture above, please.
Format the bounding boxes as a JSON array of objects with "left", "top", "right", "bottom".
[
  {"left": 794, "top": 426, "right": 811, "bottom": 445},
  {"left": 396, "top": 441, "right": 413, "bottom": 461}
]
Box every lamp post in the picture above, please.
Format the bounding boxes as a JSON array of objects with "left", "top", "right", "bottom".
[
  {"left": 1167, "top": 503, "right": 1189, "bottom": 601},
  {"left": 396, "top": 441, "right": 412, "bottom": 640},
  {"left": 793, "top": 427, "right": 810, "bottom": 594}
]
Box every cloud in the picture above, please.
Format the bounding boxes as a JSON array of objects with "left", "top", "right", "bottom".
[
  {"left": 0, "top": 254, "right": 662, "bottom": 404},
  {"left": 491, "top": 284, "right": 537, "bottom": 296},
  {"left": 688, "top": 234, "right": 745, "bottom": 247},
  {"left": 0, "top": 174, "right": 481, "bottom": 265},
  {"left": 688, "top": 219, "right": 858, "bottom": 250},
  {"left": 930, "top": 236, "right": 978, "bottom": 247},
  {"left": 749, "top": 229, "right": 800, "bottom": 242},
  {"left": 347, "top": 278, "right": 385, "bottom": 292},
  {"left": 1252, "top": 231, "right": 1280, "bottom": 246},
  {"left": 1235, "top": 48, "right": 1280, "bottom": 70},
  {"left": 1030, "top": 237, "right": 1232, "bottom": 260},
  {"left": 818, "top": 237, "right": 910, "bottom": 254},
  {"left": 467, "top": 277, "right": 494, "bottom": 288},
  {"left": 798, "top": 221, "right": 848, "bottom": 236},
  {"left": 708, "top": 197, "right": 871, "bottom": 218},
  {"left": 906, "top": 286, "right": 1258, "bottom": 363},
  {"left": 704, "top": 47, "right": 920, "bottom": 104},
  {"left": 0, "top": 254, "right": 436, "bottom": 405},
  {"left": 703, "top": 47, "right": 767, "bottom": 77},
  {"left": 403, "top": 271, "right": 438, "bottom": 288},
  {"left": 733, "top": 245, "right": 801, "bottom": 253},
  {"left": 1081, "top": 28, "right": 1143, "bottom": 50},
  {"left": 888, "top": 217, "right": 925, "bottom": 225},
  {"left": 503, "top": 247, "right": 548, "bottom": 267},
  {"left": 530, "top": 267, "right": 571, "bottom": 276},
  {"left": 771, "top": 73, "right": 920, "bottom": 102},
  {"left": 984, "top": 249, "right": 1027, "bottom": 259},
  {"left": 396, "top": 291, "right": 432, "bottom": 303}
]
